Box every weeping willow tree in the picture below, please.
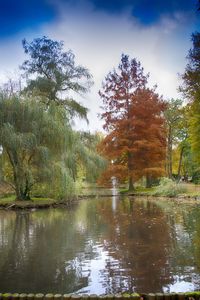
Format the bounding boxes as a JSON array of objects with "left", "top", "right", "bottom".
[
  {"left": 78, "top": 131, "right": 107, "bottom": 183},
  {"left": 64, "top": 131, "right": 107, "bottom": 184},
  {"left": 0, "top": 95, "right": 69, "bottom": 200},
  {"left": 0, "top": 94, "right": 106, "bottom": 201},
  {"left": 0, "top": 37, "right": 107, "bottom": 200},
  {"left": 43, "top": 131, "right": 107, "bottom": 200}
]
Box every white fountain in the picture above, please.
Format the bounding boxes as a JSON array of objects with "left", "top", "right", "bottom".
[{"left": 111, "top": 176, "right": 118, "bottom": 211}]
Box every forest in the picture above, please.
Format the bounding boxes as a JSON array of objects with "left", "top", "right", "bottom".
[{"left": 0, "top": 31, "right": 200, "bottom": 201}]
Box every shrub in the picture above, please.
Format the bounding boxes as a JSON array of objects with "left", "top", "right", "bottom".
[
  {"left": 152, "top": 177, "right": 188, "bottom": 197},
  {"left": 192, "top": 169, "right": 200, "bottom": 184}
]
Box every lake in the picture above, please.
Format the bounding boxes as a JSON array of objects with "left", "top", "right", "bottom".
[{"left": 0, "top": 195, "right": 200, "bottom": 294}]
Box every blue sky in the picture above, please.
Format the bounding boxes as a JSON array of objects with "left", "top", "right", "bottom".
[
  {"left": 0, "top": 0, "right": 199, "bottom": 131},
  {"left": 0, "top": 0, "right": 198, "bottom": 36}
]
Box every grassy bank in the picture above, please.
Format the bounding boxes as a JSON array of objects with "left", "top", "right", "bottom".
[
  {"left": 0, "top": 195, "right": 59, "bottom": 209},
  {"left": 1, "top": 181, "right": 200, "bottom": 210},
  {"left": 120, "top": 181, "right": 200, "bottom": 199}
]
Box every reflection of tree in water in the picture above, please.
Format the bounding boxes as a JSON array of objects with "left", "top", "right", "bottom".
[
  {"left": 96, "top": 198, "right": 173, "bottom": 294},
  {"left": 1, "top": 199, "right": 200, "bottom": 294},
  {"left": 0, "top": 211, "right": 16, "bottom": 271},
  {"left": 0, "top": 209, "right": 95, "bottom": 293},
  {"left": 164, "top": 202, "right": 200, "bottom": 288},
  {"left": 0, "top": 212, "right": 33, "bottom": 290},
  {"left": 192, "top": 210, "right": 200, "bottom": 272}
]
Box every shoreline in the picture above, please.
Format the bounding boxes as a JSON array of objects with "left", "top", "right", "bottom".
[
  {"left": 127, "top": 192, "right": 200, "bottom": 200},
  {"left": 0, "top": 192, "right": 200, "bottom": 210}
]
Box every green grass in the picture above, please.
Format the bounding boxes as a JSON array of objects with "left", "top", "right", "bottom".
[
  {"left": 119, "top": 182, "right": 200, "bottom": 198},
  {"left": 119, "top": 188, "right": 129, "bottom": 194},
  {"left": 0, "top": 194, "right": 16, "bottom": 204},
  {"left": 0, "top": 194, "right": 57, "bottom": 208},
  {"left": 119, "top": 186, "right": 156, "bottom": 195},
  {"left": 185, "top": 191, "right": 200, "bottom": 197},
  {"left": 32, "top": 197, "right": 56, "bottom": 203},
  {"left": 135, "top": 186, "right": 156, "bottom": 193}
]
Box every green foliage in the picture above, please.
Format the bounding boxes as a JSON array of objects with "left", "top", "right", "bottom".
[
  {"left": 164, "top": 99, "right": 184, "bottom": 137},
  {"left": 0, "top": 37, "right": 107, "bottom": 201},
  {"left": 20, "top": 36, "right": 93, "bottom": 121},
  {"left": 0, "top": 95, "right": 70, "bottom": 200},
  {"left": 49, "top": 161, "right": 77, "bottom": 200},
  {"left": 78, "top": 131, "right": 107, "bottom": 183},
  {"left": 180, "top": 139, "right": 197, "bottom": 176},
  {"left": 152, "top": 177, "right": 188, "bottom": 197},
  {"left": 0, "top": 96, "right": 107, "bottom": 201},
  {"left": 59, "top": 131, "right": 107, "bottom": 185},
  {"left": 180, "top": 32, "right": 200, "bottom": 101},
  {"left": 164, "top": 98, "right": 186, "bottom": 178},
  {"left": 177, "top": 32, "right": 200, "bottom": 177},
  {"left": 189, "top": 100, "right": 200, "bottom": 164},
  {"left": 192, "top": 168, "right": 200, "bottom": 184}
]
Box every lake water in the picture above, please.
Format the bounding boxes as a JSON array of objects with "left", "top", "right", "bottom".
[{"left": 0, "top": 196, "right": 200, "bottom": 294}]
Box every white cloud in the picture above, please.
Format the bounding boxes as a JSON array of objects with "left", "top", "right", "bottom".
[
  {"left": 0, "top": 38, "right": 22, "bottom": 81},
  {"left": 0, "top": 0, "right": 198, "bottom": 131}
]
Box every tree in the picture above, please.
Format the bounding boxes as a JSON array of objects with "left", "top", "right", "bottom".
[
  {"left": 20, "top": 36, "right": 93, "bottom": 121},
  {"left": 181, "top": 32, "right": 200, "bottom": 166},
  {"left": 0, "top": 95, "right": 106, "bottom": 200},
  {"left": 189, "top": 100, "right": 200, "bottom": 163},
  {"left": 58, "top": 130, "right": 107, "bottom": 188},
  {"left": 75, "top": 131, "right": 107, "bottom": 183},
  {"left": 164, "top": 99, "right": 186, "bottom": 179},
  {"left": 98, "top": 54, "right": 166, "bottom": 190},
  {"left": 180, "top": 32, "right": 200, "bottom": 101},
  {"left": 0, "top": 38, "right": 107, "bottom": 201},
  {"left": 0, "top": 96, "right": 67, "bottom": 200}
]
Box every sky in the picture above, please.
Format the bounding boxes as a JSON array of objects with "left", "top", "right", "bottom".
[{"left": 0, "top": 0, "right": 199, "bottom": 131}]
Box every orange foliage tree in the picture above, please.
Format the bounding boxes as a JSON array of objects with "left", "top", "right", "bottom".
[{"left": 98, "top": 54, "right": 166, "bottom": 190}]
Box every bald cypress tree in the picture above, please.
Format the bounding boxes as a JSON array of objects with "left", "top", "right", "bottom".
[{"left": 98, "top": 54, "right": 166, "bottom": 189}]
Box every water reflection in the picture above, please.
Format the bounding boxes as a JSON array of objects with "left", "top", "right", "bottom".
[
  {"left": 0, "top": 197, "right": 200, "bottom": 294},
  {"left": 112, "top": 194, "right": 118, "bottom": 212}
]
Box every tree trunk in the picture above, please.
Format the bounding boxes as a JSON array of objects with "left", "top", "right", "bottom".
[
  {"left": 167, "top": 126, "right": 173, "bottom": 178},
  {"left": 177, "top": 146, "right": 184, "bottom": 181},
  {"left": 7, "top": 151, "right": 31, "bottom": 201},
  {"left": 14, "top": 170, "right": 31, "bottom": 201},
  {"left": 128, "top": 176, "right": 134, "bottom": 191},
  {"left": 146, "top": 174, "right": 152, "bottom": 188},
  {"left": 127, "top": 151, "right": 134, "bottom": 191}
]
